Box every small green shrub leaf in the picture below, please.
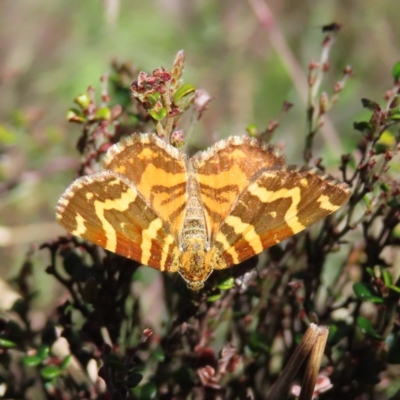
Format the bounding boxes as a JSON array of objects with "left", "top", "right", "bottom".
[
  {"left": 249, "top": 331, "right": 270, "bottom": 354},
  {"left": 357, "top": 316, "right": 383, "bottom": 340},
  {"left": 0, "top": 338, "right": 17, "bottom": 348},
  {"left": 353, "top": 121, "right": 373, "bottom": 134},
  {"left": 41, "top": 365, "right": 62, "bottom": 380},
  {"left": 60, "top": 355, "right": 72, "bottom": 370},
  {"left": 246, "top": 124, "right": 258, "bottom": 137},
  {"left": 37, "top": 346, "right": 50, "bottom": 361},
  {"left": 361, "top": 98, "right": 380, "bottom": 111},
  {"left": 74, "top": 93, "right": 91, "bottom": 109},
  {"left": 207, "top": 292, "right": 222, "bottom": 302},
  {"left": 23, "top": 355, "right": 42, "bottom": 367},
  {"left": 94, "top": 107, "right": 111, "bottom": 121},
  {"left": 137, "top": 381, "right": 158, "bottom": 399},
  {"left": 392, "top": 61, "right": 400, "bottom": 82},
  {"left": 386, "top": 284, "right": 400, "bottom": 294},
  {"left": 382, "top": 270, "right": 393, "bottom": 286},
  {"left": 147, "top": 92, "right": 161, "bottom": 106},
  {"left": 353, "top": 282, "right": 383, "bottom": 303},
  {"left": 126, "top": 373, "right": 143, "bottom": 387},
  {"left": 217, "top": 277, "right": 235, "bottom": 290},
  {"left": 149, "top": 108, "right": 167, "bottom": 121},
  {"left": 173, "top": 84, "right": 195, "bottom": 103}
]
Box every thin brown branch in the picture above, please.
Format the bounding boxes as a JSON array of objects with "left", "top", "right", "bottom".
[{"left": 246, "top": 0, "right": 343, "bottom": 154}]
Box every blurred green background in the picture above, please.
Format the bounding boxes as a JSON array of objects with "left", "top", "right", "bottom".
[{"left": 1, "top": 0, "right": 399, "bottom": 308}]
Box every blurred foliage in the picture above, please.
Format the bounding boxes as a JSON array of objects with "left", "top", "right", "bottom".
[{"left": 1, "top": 1, "right": 400, "bottom": 399}]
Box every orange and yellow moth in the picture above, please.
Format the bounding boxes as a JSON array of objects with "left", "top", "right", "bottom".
[{"left": 56, "top": 134, "right": 351, "bottom": 290}]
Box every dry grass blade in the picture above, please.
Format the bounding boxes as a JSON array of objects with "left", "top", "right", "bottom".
[
  {"left": 267, "top": 324, "right": 321, "bottom": 400},
  {"left": 299, "top": 326, "right": 329, "bottom": 400}
]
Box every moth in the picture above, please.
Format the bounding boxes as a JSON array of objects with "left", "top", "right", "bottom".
[{"left": 56, "top": 133, "right": 351, "bottom": 290}]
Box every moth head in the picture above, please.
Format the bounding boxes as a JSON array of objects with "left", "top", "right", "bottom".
[
  {"left": 179, "top": 268, "right": 212, "bottom": 291},
  {"left": 186, "top": 280, "right": 205, "bottom": 291},
  {"left": 179, "top": 238, "right": 213, "bottom": 290}
]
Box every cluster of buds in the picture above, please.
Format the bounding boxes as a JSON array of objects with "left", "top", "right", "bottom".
[
  {"left": 130, "top": 50, "right": 213, "bottom": 145},
  {"left": 67, "top": 51, "right": 213, "bottom": 157},
  {"left": 130, "top": 51, "right": 198, "bottom": 143},
  {"left": 131, "top": 67, "right": 177, "bottom": 122}
]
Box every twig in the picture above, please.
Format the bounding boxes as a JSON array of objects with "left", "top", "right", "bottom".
[{"left": 246, "top": 0, "right": 343, "bottom": 154}]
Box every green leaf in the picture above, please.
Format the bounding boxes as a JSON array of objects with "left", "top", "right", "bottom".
[
  {"left": 377, "top": 130, "right": 396, "bottom": 149},
  {"left": 0, "top": 337, "right": 17, "bottom": 348},
  {"left": 294, "top": 333, "right": 304, "bottom": 345},
  {"left": 328, "top": 321, "right": 351, "bottom": 345},
  {"left": 132, "top": 270, "right": 142, "bottom": 282},
  {"left": 380, "top": 183, "right": 390, "bottom": 193},
  {"left": 388, "top": 113, "right": 400, "bottom": 121},
  {"left": 11, "top": 299, "right": 28, "bottom": 319},
  {"left": 147, "top": 92, "right": 161, "bottom": 106},
  {"left": 394, "top": 223, "right": 400, "bottom": 238},
  {"left": 361, "top": 98, "right": 380, "bottom": 111},
  {"left": 74, "top": 93, "right": 91, "bottom": 109},
  {"left": 125, "top": 373, "right": 143, "bottom": 388},
  {"left": 374, "top": 143, "right": 389, "bottom": 155},
  {"left": 41, "top": 365, "right": 62, "bottom": 380},
  {"left": 357, "top": 316, "right": 383, "bottom": 340},
  {"left": 353, "top": 282, "right": 383, "bottom": 303},
  {"left": 392, "top": 61, "right": 400, "bottom": 82},
  {"left": 23, "top": 355, "right": 43, "bottom": 367},
  {"left": 37, "top": 346, "right": 50, "bottom": 361},
  {"left": 357, "top": 316, "right": 374, "bottom": 333},
  {"left": 353, "top": 121, "right": 373, "bottom": 134},
  {"left": 249, "top": 331, "right": 270, "bottom": 354},
  {"left": 173, "top": 84, "right": 195, "bottom": 103},
  {"left": 388, "top": 197, "right": 400, "bottom": 207},
  {"left": 382, "top": 270, "right": 393, "bottom": 286},
  {"left": 136, "top": 381, "right": 157, "bottom": 399},
  {"left": 386, "top": 284, "right": 400, "bottom": 294},
  {"left": 127, "top": 114, "right": 140, "bottom": 125},
  {"left": 207, "top": 292, "right": 222, "bottom": 302},
  {"left": 60, "top": 355, "right": 72, "bottom": 370},
  {"left": 153, "top": 348, "right": 165, "bottom": 362},
  {"left": 94, "top": 107, "right": 111, "bottom": 121},
  {"left": 365, "top": 267, "right": 374, "bottom": 276},
  {"left": 246, "top": 124, "right": 258, "bottom": 137},
  {"left": 217, "top": 277, "right": 235, "bottom": 290},
  {"left": 362, "top": 195, "right": 372, "bottom": 207},
  {"left": 174, "top": 93, "right": 195, "bottom": 112},
  {"left": 149, "top": 108, "right": 167, "bottom": 121}
]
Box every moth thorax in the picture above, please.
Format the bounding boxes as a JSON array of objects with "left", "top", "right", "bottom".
[{"left": 181, "top": 180, "right": 207, "bottom": 243}]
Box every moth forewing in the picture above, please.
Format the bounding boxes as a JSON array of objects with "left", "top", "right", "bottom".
[{"left": 56, "top": 170, "right": 180, "bottom": 273}]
